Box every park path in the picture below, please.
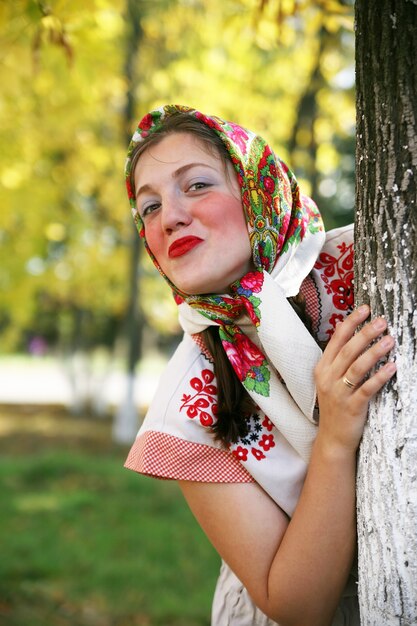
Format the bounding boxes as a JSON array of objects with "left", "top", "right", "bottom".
[{"left": 0, "top": 354, "right": 164, "bottom": 413}]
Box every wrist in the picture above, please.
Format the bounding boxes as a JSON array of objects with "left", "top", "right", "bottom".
[{"left": 312, "top": 432, "right": 358, "bottom": 466}]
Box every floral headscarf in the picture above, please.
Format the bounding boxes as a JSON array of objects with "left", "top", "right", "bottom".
[{"left": 125, "top": 104, "right": 326, "bottom": 461}]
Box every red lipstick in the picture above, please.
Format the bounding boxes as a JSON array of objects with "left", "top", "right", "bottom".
[{"left": 168, "top": 236, "right": 203, "bottom": 258}]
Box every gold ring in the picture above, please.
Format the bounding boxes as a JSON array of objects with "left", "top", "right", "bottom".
[{"left": 342, "top": 376, "right": 357, "bottom": 390}]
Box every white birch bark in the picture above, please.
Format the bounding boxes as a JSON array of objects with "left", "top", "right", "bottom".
[{"left": 355, "top": 1, "right": 417, "bottom": 623}]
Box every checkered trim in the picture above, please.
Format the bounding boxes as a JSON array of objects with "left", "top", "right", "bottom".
[
  {"left": 300, "top": 274, "right": 321, "bottom": 336},
  {"left": 124, "top": 430, "right": 255, "bottom": 483},
  {"left": 191, "top": 332, "right": 214, "bottom": 362}
]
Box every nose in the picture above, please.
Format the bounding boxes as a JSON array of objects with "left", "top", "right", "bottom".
[{"left": 161, "top": 193, "right": 192, "bottom": 234}]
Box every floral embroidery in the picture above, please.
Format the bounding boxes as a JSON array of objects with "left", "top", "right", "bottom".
[
  {"left": 327, "top": 313, "right": 345, "bottom": 337},
  {"left": 180, "top": 369, "right": 218, "bottom": 427},
  {"left": 233, "top": 446, "right": 249, "bottom": 462},
  {"left": 258, "top": 434, "right": 275, "bottom": 452},
  {"left": 315, "top": 241, "right": 354, "bottom": 336},
  {"left": 230, "top": 413, "right": 276, "bottom": 463}
]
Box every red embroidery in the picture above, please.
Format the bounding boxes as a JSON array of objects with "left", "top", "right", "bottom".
[
  {"left": 258, "top": 434, "right": 275, "bottom": 451},
  {"left": 180, "top": 369, "right": 218, "bottom": 427},
  {"left": 230, "top": 412, "right": 276, "bottom": 463},
  {"left": 233, "top": 446, "right": 249, "bottom": 462},
  {"left": 262, "top": 416, "right": 274, "bottom": 432},
  {"left": 327, "top": 313, "right": 345, "bottom": 336},
  {"left": 252, "top": 448, "right": 266, "bottom": 460},
  {"left": 315, "top": 241, "right": 354, "bottom": 337}
]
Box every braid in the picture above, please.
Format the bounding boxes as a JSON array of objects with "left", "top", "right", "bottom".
[{"left": 201, "top": 326, "right": 255, "bottom": 445}]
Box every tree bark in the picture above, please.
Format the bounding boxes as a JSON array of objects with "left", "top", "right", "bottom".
[{"left": 355, "top": 1, "right": 417, "bottom": 624}]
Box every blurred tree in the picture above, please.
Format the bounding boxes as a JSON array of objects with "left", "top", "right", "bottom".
[
  {"left": 355, "top": 1, "right": 417, "bottom": 622},
  {"left": 252, "top": 0, "right": 355, "bottom": 226},
  {"left": 0, "top": 0, "right": 129, "bottom": 355},
  {"left": 113, "top": 0, "right": 144, "bottom": 443}
]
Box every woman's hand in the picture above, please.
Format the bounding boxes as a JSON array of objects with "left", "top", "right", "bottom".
[{"left": 314, "top": 304, "right": 397, "bottom": 454}]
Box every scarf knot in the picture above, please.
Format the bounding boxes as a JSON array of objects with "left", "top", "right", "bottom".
[
  {"left": 186, "top": 268, "right": 265, "bottom": 327},
  {"left": 230, "top": 269, "right": 265, "bottom": 327}
]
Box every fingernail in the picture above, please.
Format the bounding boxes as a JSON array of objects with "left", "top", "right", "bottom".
[
  {"left": 385, "top": 362, "right": 397, "bottom": 374},
  {"left": 358, "top": 304, "right": 370, "bottom": 315},
  {"left": 373, "top": 317, "right": 386, "bottom": 330},
  {"left": 380, "top": 336, "right": 393, "bottom": 349}
]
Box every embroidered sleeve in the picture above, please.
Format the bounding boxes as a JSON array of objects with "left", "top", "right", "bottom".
[
  {"left": 125, "top": 334, "right": 308, "bottom": 516},
  {"left": 124, "top": 334, "right": 254, "bottom": 484}
]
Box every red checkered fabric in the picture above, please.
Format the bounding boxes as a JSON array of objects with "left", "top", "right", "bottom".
[
  {"left": 124, "top": 430, "right": 255, "bottom": 483},
  {"left": 300, "top": 274, "right": 321, "bottom": 336},
  {"left": 191, "top": 333, "right": 214, "bottom": 362}
]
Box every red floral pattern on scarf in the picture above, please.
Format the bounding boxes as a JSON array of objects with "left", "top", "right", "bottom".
[
  {"left": 231, "top": 269, "right": 264, "bottom": 326},
  {"left": 220, "top": 326, "right": 270, "bottom": 396}
]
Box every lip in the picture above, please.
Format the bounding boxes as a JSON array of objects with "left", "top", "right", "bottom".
[{"left": 168, "top": 236, "right": 203, "bottom": 258}]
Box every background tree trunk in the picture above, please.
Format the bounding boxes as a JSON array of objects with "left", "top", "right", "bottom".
[
  {"left": 355, "top": 1, "right": 417, "bottom": 624},
  {"left": 112, "top": 0, "right": 144, "bottom": 444}
]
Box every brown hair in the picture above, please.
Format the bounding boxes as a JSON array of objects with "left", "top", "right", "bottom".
[{"left": 130, "top": 113, "right": 317, "bottom": 446}]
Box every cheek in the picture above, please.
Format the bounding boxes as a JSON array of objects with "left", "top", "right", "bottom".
[
  {"left": 143, "top": 222, "right": 164, "bottom": 261},
  {"left": 217, "top": 205, "right": 252, "bottom": 266},
  {"left": 219, "top": 199, "right": 248, "bottom": 239}
]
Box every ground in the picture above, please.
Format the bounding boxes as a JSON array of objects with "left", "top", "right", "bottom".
[{"left": 0, "top": 405, "right": 218, "bottom": 626}]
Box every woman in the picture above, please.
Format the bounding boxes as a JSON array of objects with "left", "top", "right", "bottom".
[{"left": 124, "top": 104, "right": 396, "bottom": 625}]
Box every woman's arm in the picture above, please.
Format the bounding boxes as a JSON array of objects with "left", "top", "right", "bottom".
[{"left": 179, "top": 305, "right": 396, "bottom": 626}]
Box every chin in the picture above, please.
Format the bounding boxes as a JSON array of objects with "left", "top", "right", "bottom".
[
  {"left": 178, "top": 286, "right": 207, "bottom": 296},
  {"left": 172, "top": 273, "right": 229, "bottom": 296},
  {"left": 176, "top": 283, "right": 223, "bottom": 297},
  {"left": 173, "top": 278, "right": 208, "bottom": 296}
]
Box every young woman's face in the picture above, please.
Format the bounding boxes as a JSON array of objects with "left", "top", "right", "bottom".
[{"left": 134, "top": 132, "right": 253, "bottom": 295}]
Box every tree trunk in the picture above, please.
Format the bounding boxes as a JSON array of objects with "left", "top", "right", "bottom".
[
  {"left": 113, "top": 0, "right": 144, "bottom": 444},
  {"left": 355, "top": 1, "right": 417, "bottom": 624}
]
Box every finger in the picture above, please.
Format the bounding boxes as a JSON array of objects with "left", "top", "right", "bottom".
[
  {"left": 331, "top": 315, "right": 389, "bottom": 379},
  {"left": 342, "top": 333, "right": 395, "bottom": 389},
  {"left": 322, "top": 304, "right": 371, "bottom": 363},
  {"left": 352, "top": 360, "right": 397, "bottom": 400}
]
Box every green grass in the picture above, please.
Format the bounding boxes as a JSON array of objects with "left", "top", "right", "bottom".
[{"left": 0, "top": 417, "right": 220, "bottom": 626}]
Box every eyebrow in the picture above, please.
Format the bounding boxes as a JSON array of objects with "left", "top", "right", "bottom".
[{"left": 135, "top": 162, "right": 217, "bottom": 200}]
